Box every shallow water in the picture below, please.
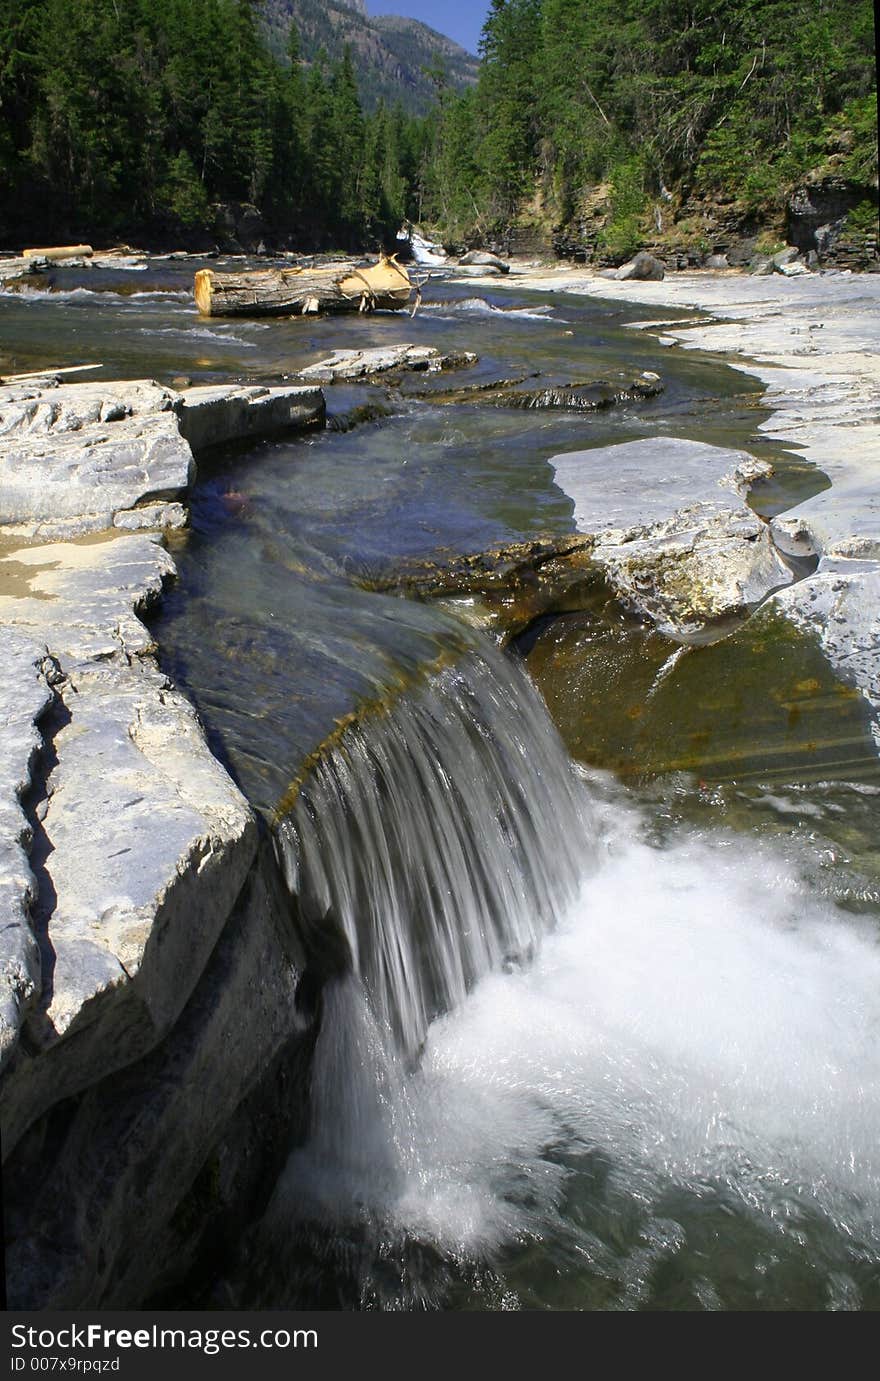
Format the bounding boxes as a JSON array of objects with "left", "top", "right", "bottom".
[{"left": 3, "top": 261, "right": 878, "bottom": 1310}]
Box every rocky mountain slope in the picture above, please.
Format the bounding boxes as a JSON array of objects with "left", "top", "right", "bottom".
[{"left": 261, "top": 0, "right": 478, "bottom": 112}]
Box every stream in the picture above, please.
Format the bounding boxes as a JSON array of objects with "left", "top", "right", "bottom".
[{"left": 2, "top": 260, "right": 878, "bottom": 1310}]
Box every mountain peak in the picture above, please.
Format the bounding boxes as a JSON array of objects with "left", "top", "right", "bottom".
[{"left": 261, "top": 1, "right": 479, "bottom": 114}]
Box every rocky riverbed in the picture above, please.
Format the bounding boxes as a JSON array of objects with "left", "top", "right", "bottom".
[
  {"left": 1, "top": 261, "right": 878, "bottom": 1308},
  {"left": 0, "top": 375, "right": 323, "bottom": 1305},
  {"left": 455, "top": 264, "right": 880, "bottom": 743}
]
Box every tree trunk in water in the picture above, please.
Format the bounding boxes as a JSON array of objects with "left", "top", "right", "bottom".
[{"left": 194, "top": 257, "right": 413, "bottom": 317}]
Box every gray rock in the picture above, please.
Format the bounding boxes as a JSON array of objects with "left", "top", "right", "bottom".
[
  {"left": 771, "top": 560, "right": 880, "bottom": 746},
  {"left": 777, "top": 259, "right": 812, "bottom": 277},
  {"left": 113, "top": 501, "right": 188, "bottom": 531},
  {"left": 750, "top": 256, "right": 775, "bottom": 276},
  {"left": 0, "top": 533, "right": 257, "bottom": 1153},
  {"left": 297, "top": 344, "right": 477, "bottom": 383},
  {"left": 704, "top": 254, "right": 730, "bottom": 270},
  {"left": 450, "top": 263, "right": 504, "bottom": 277},
  {"left": 616, "top": 252, "right": 666, "bottom": 281},
  {"left": 772, "top": 246, "right": 800, "bottom": 269},
  {"left": 552, "top": 437, "right": 791, "bottom": 639},
  {"left": 4, "top": 846, "right": 309, "bottom": 1308},
  {"left": 0, "top": 378, "right": 325, "bottom": 538},
  {"left": 0, "top": 632, "right": 55, "bottom": 1070},
  {"left": 459, "top": 251, "right": 510, "bottom": 273},
  {"left": 174, "top": 383, "right": 324, "bottom": 449},
  {"left": 0, "top": 412, "right": 194, "bottom": 537}
]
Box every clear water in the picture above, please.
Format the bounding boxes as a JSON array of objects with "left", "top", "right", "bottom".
[{"left": 3, "top": 263, "right": 877, "bottom": 1310}]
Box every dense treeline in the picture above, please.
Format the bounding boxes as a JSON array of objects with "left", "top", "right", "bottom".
[
  {"left": 0, "top": 0, "right": 876, "bottom": 254},
  {"left": 421, "top": 0, "right": 878, "bottom": 253},
  {"left": 0, "top": 0, "right": 426, "bottom": 248}
]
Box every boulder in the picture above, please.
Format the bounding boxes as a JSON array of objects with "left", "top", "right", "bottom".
[
  {"left": 552, "top": 437, "right": 792, "bottom": 640},
  {"left": 459, "top": 251, "right": 510, "bottom": 273},
  {"left": 771, "top": 246, "right": 800, "bottom": 270},
  {"left": 451, "top": 263, "right": 504, "bottom": 277},
  {"left": 777, "top": 259, "right": 812, "bottom": 277},
  {"left": 704, "top": 253, "right": 730, "bottom": 270},
  {"left": 616, "top": 252, "right": 666, "bottom": 281}
]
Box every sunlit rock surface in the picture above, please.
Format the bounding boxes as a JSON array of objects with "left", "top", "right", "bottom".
[
  {"left": 297, "top": 343, "right": 477, "bottom": 382},
  {"left": 552, "top": 437, "right": 792, "bottom": 639},
  {"left": 0, "top": 534, "right": 256, "bottom": 1150},
  {"left": 0, "top": 376, "right": 324, "bottom": 537},
  {"left": 0, "top": 631, "right": 54, "bottom": 1069}
]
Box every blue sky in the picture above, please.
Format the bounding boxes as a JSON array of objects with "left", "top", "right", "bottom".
[{"left": 366, "top": 2, "right": 490, "bottom": 57}]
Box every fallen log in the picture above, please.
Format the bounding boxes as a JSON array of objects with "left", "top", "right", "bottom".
[
  {"left": 194, "top": 255, "right": 412, "bottom": 318},
  {"left": 0, "top": 363, "right": 103, "bottom": 384},
  {"left": 23, "top": 244, "right": 93, "bottom": 261}
]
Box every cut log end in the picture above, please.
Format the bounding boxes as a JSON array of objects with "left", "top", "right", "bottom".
[{"left": 194, "top": 269, "right": 214, "bottom": 316}]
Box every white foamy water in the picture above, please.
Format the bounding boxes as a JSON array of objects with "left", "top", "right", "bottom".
[
  {"left": 0, "top": 285, "right": 192, "bottom": 305},
  {"left": 275, "top": 784, "right": 880, "bottom": 1305},
  {"left": 421, "top": 296, "right": 561, "bottom": 322},
  {"left": 137, "top": 324, "right": 257, "bottom": 345}
]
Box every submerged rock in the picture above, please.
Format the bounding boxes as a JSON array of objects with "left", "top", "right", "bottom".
[
  {"left": 298, "top": 344, "right": 477, "bottom": 383},
  {"left": 770, "top": 561, "right": 880, "bottom": 748},
  {"left": 362, "top": 440, "right": 789, "bottom": 643},
  {"left": 491, "top": 371, "right": 663, "bottom": 410}
]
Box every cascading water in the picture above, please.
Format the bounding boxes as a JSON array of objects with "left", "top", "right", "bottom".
[
  {"left": 239, "top": 640, "right": 880, "bottom": 1312},
  {"left": 249, "top": 642, "right": 592, "bottom": 1306},
  {"left": 275, "top": 643, "right": 591, "bottom": 1061}
]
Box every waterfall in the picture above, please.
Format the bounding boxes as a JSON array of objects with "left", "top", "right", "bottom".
[
  {"left": 275, "top": 643, "right": 591, "bottom": 1061},
  {"left": 242, "top": 640, "right": 880, "bottom": 1311}
]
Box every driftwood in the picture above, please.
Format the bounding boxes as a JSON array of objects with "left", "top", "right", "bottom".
[
  {"left": 194, "top": 256, "right": 412, "bottom": 318},
  {"left": 0, "top": 363, "right": 103, "bottom": 384},
  {"left": 23, "top": 244, "right": 93, "bottom": 261}
]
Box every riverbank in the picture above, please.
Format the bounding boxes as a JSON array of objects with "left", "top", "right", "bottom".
[{"left": 466, "top": 264, "right": 880, "bottom": 742}]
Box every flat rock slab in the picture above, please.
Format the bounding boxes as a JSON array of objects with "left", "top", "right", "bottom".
[
  {"left": 0, "top": 378, "right": 325, "bottom": 538},
  {"left": 175, "top": 382, "right": 324, "bottom": 451},
  {"left": 297, "top": 344, "right": 477, "bottom": 383},
  {"left": 0, "top": 412, "right": 193, "bottom": 537},
  {"left": 552, "top": 437, "right": 793, "bottom": 639},
  {"left": 0, "top": 533, "right": 257, "bottom": 1152},
  {"left": 0, "top": 532, "right": 174, "bottom": 662}
]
